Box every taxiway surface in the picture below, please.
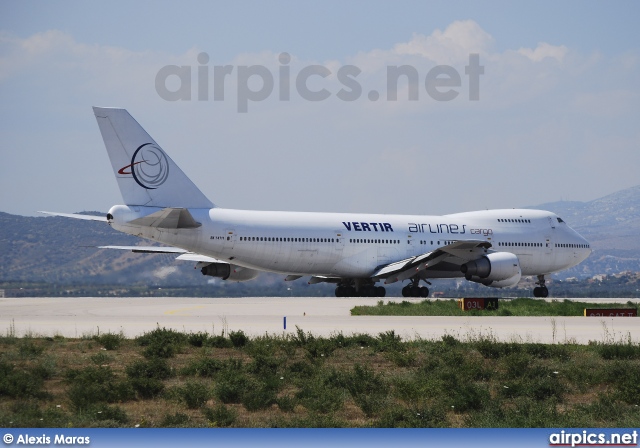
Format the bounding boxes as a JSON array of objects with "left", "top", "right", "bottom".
[{"left": 1, "top": 297, "right": 638, "bottom": 344}]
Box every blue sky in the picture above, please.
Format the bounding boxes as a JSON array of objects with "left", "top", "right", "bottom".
[{"left": 1, "top": 1, "right": 639, "bottom": 216}]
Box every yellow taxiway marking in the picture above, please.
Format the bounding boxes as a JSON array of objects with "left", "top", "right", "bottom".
[{"left": 164, "top": 305, "right": 206, "bottom": 316}]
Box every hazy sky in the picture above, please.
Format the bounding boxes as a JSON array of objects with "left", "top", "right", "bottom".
[{"left": 1, "top": 1, "right": 638, "bottom": 217}]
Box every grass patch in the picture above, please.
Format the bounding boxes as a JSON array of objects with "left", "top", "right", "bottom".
[{"left": 351, "top": 298, "right": 639, "bottom": 317}]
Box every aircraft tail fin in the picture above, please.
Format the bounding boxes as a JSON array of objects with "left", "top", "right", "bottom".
[{"left": 93, "top": 107, "right": 214, "bottom": 209}]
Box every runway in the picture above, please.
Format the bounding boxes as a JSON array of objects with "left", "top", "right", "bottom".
[{"left": 1, "top": 297, "right": 639, "bottom": 344}]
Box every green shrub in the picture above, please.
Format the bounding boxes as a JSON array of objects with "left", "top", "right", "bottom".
[
  {"left": 330, "top": 364, "right": 386, "bottom": 397},
  {"left": 90, "top": 352, "right": 113, "bottom": 365},
  {"left": 270, "top": 413, "right": 347, "bottom": 428},
  {"left": 386, "top": 350, "right": 417, "bottom": 367},
  {"left": 500, "top": 375, "right": 563, "bottom": 402},
  {"left": 203, "top": 404, "right": 237, "bottom": 427},
  {"left": 136, "top": 327, "right": 188, "bottom": 346},
  {"left": 441, "top": 334, "right": 460, "bottom": 346},
  {"left": 30, "top": 359, "right": 56, "bottom": 380},
  {"left": 143, "top": 342, "right": 176, "bottom": 359},
  {"left": 376, "top": 404, "right": 447, "bottom": 428},
  {"left": 94, "top": 332, "right": 124, "bottom": 350},
  {"left": 611, "top": 363, "right": 640, "bottom": 404},
  {"left": 161, "top": 412, "right": 190, "bottom": 426},
  {"left": 126, "top": 358, "right": 173, "bottom": 380},
  {"left": 598, "top": 342, "right": 640, "bottom": 360},
  {"left": 229, "top": 330, "right": 248, "bottom": 347},
  {"left": 449, "top": 382, "right": 490, "bottom": 412},
  {"left": 130, "top": 377, "right": 165, "bottom": 399},
  {"left": 179, "top": 381, "right": 211, "bottom": 409},
  {"left": 125, "top": 358, "right": 171, "bottom": 399},
  {"left": 248, "top": 354, "right": 280, "bottom": 377},
  {"left": 187, "top": 332, "right": 210, "bottom": 347},
  {"left": 354, "top": 392, "right": 389, "bottom": 417},
  {"left": 287, "top": 360, "right": 315, "bottom": 379},
  {"left": 215, "top": 374, "right": 249, "bottom": 404},
  {"left": 342, "top": 333, "right": 378, "bottom": 349},
  {"left": 376, "top": 330, "right": 402, "bottom": 352},
  {"left": 292, "top": 327, "right": 311, "bottom": 346},
  {"left": 18, "top": 340, "right": 44, "bottom": 358},
  {"left": 304, "top": 338, "right": 336, "bottom": 359},
  {"left": 137, "top": 327, "right": 187, "bottom": 358},
  {"left": 181, "top": 358, "right": 223, "bottom": 377},
  {"left": 241, "top": 380, "right": 277, "bottom": 411},
  {"left": 0, "top": 361, "right": 47, "bottom": 399},
  {"left": 66, "top": 366, "right": 134, "bottom": 409},
  {"left": 93, "top": 404, "right": 129, "bottom": 424},
  {"left": 296, "top": 380, "right": 344, "bottom": 414},
  {"left": 0, "top": 400, "right": 67, "bottom": 428},
  {"left": 206, "top": 335, "right": 233, "bottom": 349},
  {"left": 391, "top": 374, "right": 424, "bottom": 403},
  {"left": 275, "top": 395, "right": 297, "bottom": 412}
]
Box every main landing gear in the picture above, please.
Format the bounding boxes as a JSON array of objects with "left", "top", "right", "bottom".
[
  {"left": 533, "top": 275, "right": 549, "bottom": 298},
  {"left": 335, "top": 282, "right": 386, "bottom": 298},
  {"left": 401, "top": 277, "right": 430, "bottom": 298}
]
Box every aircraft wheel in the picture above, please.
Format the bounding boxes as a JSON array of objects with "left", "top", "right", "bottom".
[
  {"left": 540, "top": 287, "right": 549, "bottom": 298},
  {"left": 376, "top": 286, "right": 386, "bottom": 297},
  {"left": 533, "top": 287, "right": 541, "bottom": 298},
  {"left": 335, "top": 287, "right": 342, "bottom": 297},
  {"left": 402, "top": 286, "right": 411, "bottom": 297},
  {"left": 420, "top": 286, "right": 429, "bottom": 298},
  {"left": 411, "top": 287, "right": 421, "bottom": 298}
]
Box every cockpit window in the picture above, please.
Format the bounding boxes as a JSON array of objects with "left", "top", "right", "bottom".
[{"left": 556, "top": 217, "right": 565, "bottom": 223}]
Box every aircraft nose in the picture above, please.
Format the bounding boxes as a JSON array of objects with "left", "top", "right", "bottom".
[{"left": 578, "top": 234, "right": 592, "bottom": 261}]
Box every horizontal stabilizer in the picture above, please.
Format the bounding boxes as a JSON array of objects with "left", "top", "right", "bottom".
[
  {"left": 39, "top": 211, "right": 107, "bottom": 222},
  {"left": 97, "top": 245, "right": 188, "bottom": 254},
  {"left": 96, "top": 245, "right": 225, "bottom": 264},
  {"left": 127, "top": 208, "right": 201, "bottom": 229}
]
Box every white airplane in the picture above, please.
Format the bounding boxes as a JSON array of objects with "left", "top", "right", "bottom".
[{"left": 42, "top": 107, "right": 592, "bottom": 298}]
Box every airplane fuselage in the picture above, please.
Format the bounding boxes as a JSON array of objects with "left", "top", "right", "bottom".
[{"left": 108, "top": 205, "right": 591, "bottom": 280}]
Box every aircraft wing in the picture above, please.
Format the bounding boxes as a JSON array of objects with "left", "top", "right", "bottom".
[{"left": 373, "top": 239, "right": 492, "bottom": 284}]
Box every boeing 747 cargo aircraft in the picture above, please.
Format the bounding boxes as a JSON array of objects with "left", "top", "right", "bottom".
[{"left": 42, "top": 108, "right": 592, "bottom": 298}]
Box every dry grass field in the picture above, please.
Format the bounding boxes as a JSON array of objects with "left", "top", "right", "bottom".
[{"left": 1, "top": 326, "right": 640, "bottom": 428}]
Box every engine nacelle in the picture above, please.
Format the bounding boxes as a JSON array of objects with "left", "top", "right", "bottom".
[
  {"left": 461, "top": 252, "right": 521, "bottom": 284},
  {"left": 201, "top": 263, "right": 260, "bottom": 282},
  {"left": 466, "top": 272, "right": 522, "bottom": 288}
]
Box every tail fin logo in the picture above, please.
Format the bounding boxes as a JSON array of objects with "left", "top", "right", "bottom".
[{"left": 117, "top": 143, "right": 170, "bottom": 189}]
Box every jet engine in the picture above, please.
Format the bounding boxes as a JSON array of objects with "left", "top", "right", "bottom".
[
  {"left": 201, "top": 263, "right": 260, "bottom": 282},
  {"left": 460, "top": 252, "right": 521, "bottom": 287}
]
